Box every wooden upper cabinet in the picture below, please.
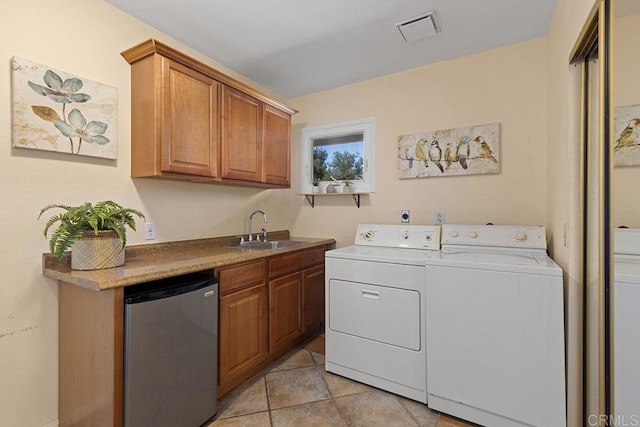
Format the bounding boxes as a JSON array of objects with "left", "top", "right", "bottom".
[
  {"left": 222, "top": 86, "right": 262, "bottom": 182},
  {"left": 122, "top": 39, "right": 296, "bottom": 187},
  {"left": 263, "top": 105, "right": 291, "bottom": 186},
  {"left": 125, "top": 53, "right": 220, "bottom": 180},
  {"left": 162, "top": 59, "right": 220, "bottom": 177}
]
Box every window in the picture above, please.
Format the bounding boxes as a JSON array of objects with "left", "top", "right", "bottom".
[{"left": 300, "top": 117, "right": 376, "bottom": 193}]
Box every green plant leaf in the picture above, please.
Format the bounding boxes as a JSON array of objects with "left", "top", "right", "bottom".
[
  {"left": 38, "top": 201, "right": 146, "bottom": 260},
  {"left": 31, "top": 105, "right": 61, "bottom": 122}
]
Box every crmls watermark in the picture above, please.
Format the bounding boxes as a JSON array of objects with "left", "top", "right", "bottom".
[{"left": 587, "top": 415, "right": 640, "bottom": 426}]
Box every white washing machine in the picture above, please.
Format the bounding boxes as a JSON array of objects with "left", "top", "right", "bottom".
[
  {"left": 425, "top": 224, "right": 566, "bottom": 427},
  {"left": 614, "top": 228, "right": 640, "bottom": 422},
  {"left": 325, "top": 224, "right": 441, "bottom": 404}
]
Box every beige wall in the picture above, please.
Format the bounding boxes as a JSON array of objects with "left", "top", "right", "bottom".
[
  {"left": 0, "top": 1, "right": 296, "bottom": 426},
  {"left": 613, "top": 11, "right": 640, "bottom": 228},
  {"left": 288, "top": 38, "right": 549, "bottom": 248},
  {"left": 546, "top": 0, "right": 601, "bottom": 425},
  {"left": 0, "top": 0, "right": 602, "bottom": 425}
]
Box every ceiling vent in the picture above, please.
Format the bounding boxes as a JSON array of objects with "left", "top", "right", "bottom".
[{"left": 397, "top": 11, "right": 440, "bottom": 43}]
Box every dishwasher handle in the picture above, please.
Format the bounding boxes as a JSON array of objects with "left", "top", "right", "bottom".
[{"left": 124, "top": 273, "right": 217, "bottom": 304}]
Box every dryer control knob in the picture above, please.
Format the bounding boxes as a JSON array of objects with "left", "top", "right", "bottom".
[
  {"left": 514, "top": 231, "right": 527, "bottom": 241},
  {"left": 362, "top": 230, "right": 375, "bottom": 241},
  {"left": 469, "top": 232, "right": 478, "bottom": 238},
  {"left": 425, "top": 235, "right": 432, "bottom": 241},
  {"left": 449, "top": 231, "right": 459, "bottom": 238},
  {"left": 401, "top": 231, "right": 410, "bottom": 240}
]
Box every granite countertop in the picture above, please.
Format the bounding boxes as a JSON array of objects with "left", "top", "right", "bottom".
[{"left": 42, "top": 230, "right": 335, "bottom": 291}]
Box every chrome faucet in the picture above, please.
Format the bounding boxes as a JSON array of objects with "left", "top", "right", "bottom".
[{"left": 247, "top": 210, "right": 268, "bottom": 242}]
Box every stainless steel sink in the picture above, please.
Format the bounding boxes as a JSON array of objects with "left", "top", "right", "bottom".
[{"left": 228, "top": 240, "right": 305, "bottom": 250}]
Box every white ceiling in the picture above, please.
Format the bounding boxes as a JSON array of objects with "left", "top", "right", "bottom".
[{"left": 106, "top": 0, "right": 557, "bottom": 99}]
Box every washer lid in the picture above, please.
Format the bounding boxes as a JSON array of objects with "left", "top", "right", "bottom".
[
  {"left": 615, "top": 228, "right": 640, "bottom": 256},
  {"left": 439, "top": 250, "right": 542, "bottom": 266},
  {"left": 615, "top": 256, "right": 640, "bottom": 284},
  {"left": 427, "top": 248, "right": 562, "bottom": 276},
  {"left": 325, "top": 245, "right": 434, "bottom": 266}
]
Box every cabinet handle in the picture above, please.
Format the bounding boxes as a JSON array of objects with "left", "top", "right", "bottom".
[{"left": 361, "top": 290, "right": 380, "bottom": 300}]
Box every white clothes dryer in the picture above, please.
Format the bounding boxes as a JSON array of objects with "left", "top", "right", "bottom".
[
  {"left": 325, "top": 224, "right": 440, "bottom": 404},
  {"left": 425, "top": 224, "right": 566, "bottom": 427},
  {"left": 614, "top": 228, "right": 640, "bottom": 423}
]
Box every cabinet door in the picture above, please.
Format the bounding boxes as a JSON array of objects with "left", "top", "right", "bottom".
[
  {"left": 302, "top": 264, "right": 325, "bottom": 333},
  {"left": 263, "top": 105, "right": 291, "bottom": 186},
  {"left": 219, "top": 283, "right": 268, "bottom": 394},
  {"left": 162, "top": 59, "right": 220, "bottom": 177},
  {"left": 269, "top": 273, "right": 302, "bottom": 352},
  {"left": 221, "top": 86, "right": 262, "bottom": 182}
]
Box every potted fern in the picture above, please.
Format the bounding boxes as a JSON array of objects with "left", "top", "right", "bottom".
[{"left": 39, "top": 200, "right": 145, "bottom": 270}]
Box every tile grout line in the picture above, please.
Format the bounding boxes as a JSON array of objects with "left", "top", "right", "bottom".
[
  {"left": 314, "top": 351, "right": 353, "bottom": 426},
  {"left": 263, "top": 372, "right": 274, "bottom": 427}
]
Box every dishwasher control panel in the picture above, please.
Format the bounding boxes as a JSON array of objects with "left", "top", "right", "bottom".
[{"left": 354, "top": 224, "right": 441, "bottom": 250}]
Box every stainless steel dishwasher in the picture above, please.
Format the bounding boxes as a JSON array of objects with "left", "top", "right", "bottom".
[{"left": 124, "top": 273, "right": 218, "bottom": 427}]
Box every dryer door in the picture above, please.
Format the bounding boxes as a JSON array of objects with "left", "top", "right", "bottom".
[{"left": 329, "top": 279, "right": 420, "bottom": 351}]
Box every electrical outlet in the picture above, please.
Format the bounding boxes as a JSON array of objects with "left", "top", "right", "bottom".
[
  {"left": 434, "top": 210, "right": 446, "bottom": 225},
  {"left": 401, "top": 209, "right": 410, "bottom": 223},
  {"left": 144, "top": 222, "right": 156, "bottom": 240}
]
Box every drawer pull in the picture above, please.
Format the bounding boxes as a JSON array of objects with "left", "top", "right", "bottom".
[{"left": 361, "top": 290, "right": 380, "bottom": 299}]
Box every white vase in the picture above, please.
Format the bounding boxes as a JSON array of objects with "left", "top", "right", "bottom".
[{"left": 71, "top": 231, "right": 125, "bottom": 270}]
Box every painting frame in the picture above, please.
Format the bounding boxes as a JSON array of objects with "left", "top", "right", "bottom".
[
  {"left": 398, "top": 122, "right": 500, "bottom": 179},
  {"left": 11, "top": 56, "right": 118, "bottom": 160},
  {"left": 613, "top": 104, "right": 640, "bottom": 167}
]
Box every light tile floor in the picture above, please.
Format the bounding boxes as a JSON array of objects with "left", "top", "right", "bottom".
[{"left": 208, "top": 336, "right": 477, "bottom": 427}]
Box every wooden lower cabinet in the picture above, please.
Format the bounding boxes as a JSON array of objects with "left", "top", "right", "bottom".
[
  {"left": 217, "top": 247, "right": 326, "bottom": 397},
  {"left": 269, "top": 273, "right": 302, "bottom": 353},
  {"left": 268, "top": 264, "right": 324, "bottom": 356},
  {"left": 56, "top": 245, "right": 330, "bottom": 425},
  {"left": 302, "top": 264, "right": 325, "bottom": 333},
  {"left": 58, "top": 282, "right": 123, "bottom": 427},
  {"left": 218, "top": 282, "right": 268, "bottom": 396}
]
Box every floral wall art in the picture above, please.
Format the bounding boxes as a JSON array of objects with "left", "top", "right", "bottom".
[
  {"left": 11, "top": 56, "right": 117, "bottom": 159},
  {"left": 614, "top": 104, "right": 640, "bottom": 167},
  {"left": 398, "top": 122, "right": 500, "bottom": 178}
]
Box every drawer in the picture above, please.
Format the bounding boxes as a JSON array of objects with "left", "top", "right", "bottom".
[
  {"left": 268, "top": 247, "right": 325, "bottom": 278},
  {"left": 218, "top": 260, "right": 266, "bottom": 295}
]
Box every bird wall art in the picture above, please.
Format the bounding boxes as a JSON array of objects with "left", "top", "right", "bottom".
[
  {"left": 398, "top": 122, "right": 500, "bottom": 178},
  {"left": 614, "top": 104, "right": 640, "bottom": 167}
]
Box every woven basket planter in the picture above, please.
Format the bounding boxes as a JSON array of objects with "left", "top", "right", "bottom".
[{"left": 71, "top": 230, "right": 125, "bottom": 270}]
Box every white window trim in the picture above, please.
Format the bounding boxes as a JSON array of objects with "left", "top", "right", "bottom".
[{"left": 300, "top": 116, "right": 376, "bottom": 194}]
